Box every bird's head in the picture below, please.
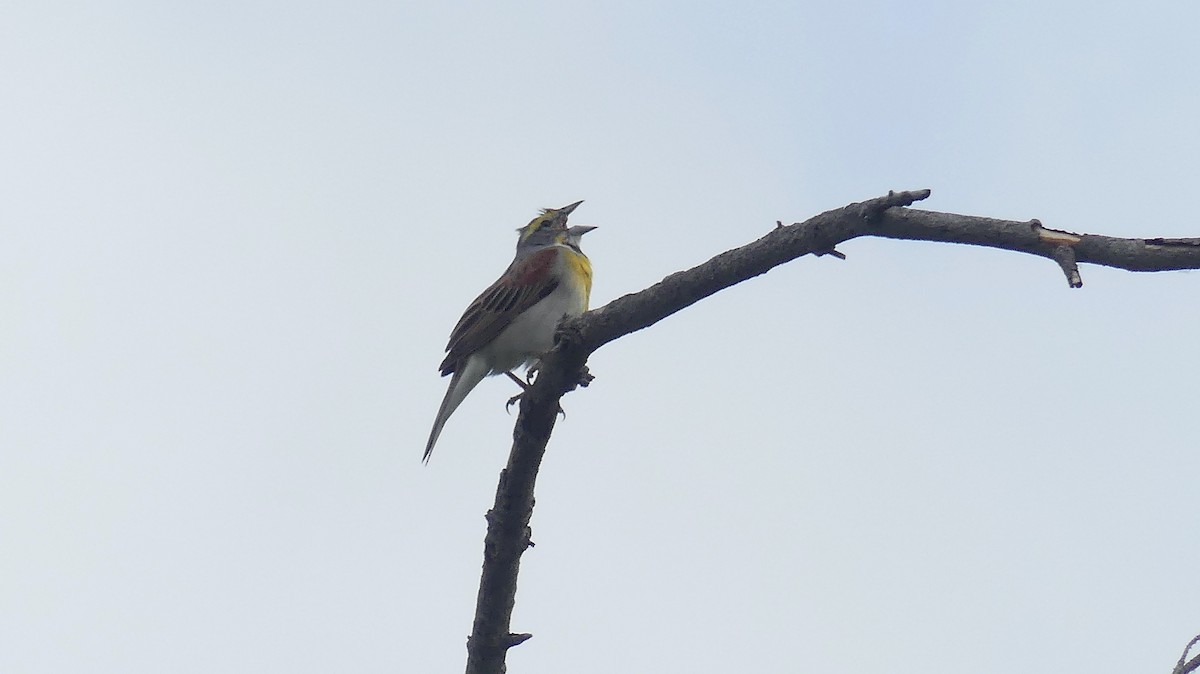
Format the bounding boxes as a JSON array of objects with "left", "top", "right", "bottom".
[{"left": 516, "top": 200, "right": 584, "bottom": 249}]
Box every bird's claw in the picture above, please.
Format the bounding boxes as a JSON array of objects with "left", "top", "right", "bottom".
[
  {"left": 505, "top": 391, "right": 565, "bottom": 418},
  {"left": 504, "top": 364, "right": 589, "bottom": 417},
  {"left": 506, "top": 392, "right": 523, "bottom": 414}
]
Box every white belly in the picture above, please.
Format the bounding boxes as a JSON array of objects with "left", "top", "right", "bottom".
[{"left": 479, "top": 281, "right": 588, "bottom": 375}]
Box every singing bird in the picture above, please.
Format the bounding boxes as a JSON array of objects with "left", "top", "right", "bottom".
[{"left": 423, "top": 201, "right": 596, "bottom": 462}]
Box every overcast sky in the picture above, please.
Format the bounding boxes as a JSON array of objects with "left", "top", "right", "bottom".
[{"left": 3, "top": 2, "right": 1199, "bottom": 672}]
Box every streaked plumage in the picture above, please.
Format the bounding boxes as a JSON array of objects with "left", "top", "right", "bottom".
[{"left": 424, "top": 201, "right": 595, "bottom": 462}]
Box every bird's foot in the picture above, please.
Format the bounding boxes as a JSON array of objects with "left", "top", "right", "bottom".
[
  {"left": 506, "top": 391, "right": 524, "bottom": 414},
  {"left": 504, "top": 371, "right": 530, "bottom": 414},
  {"left": 502, "top": 365, "right": 590, "bottom": 418},
  {"left": 505, "top": 391, "right": 566, "bottom": 418}
]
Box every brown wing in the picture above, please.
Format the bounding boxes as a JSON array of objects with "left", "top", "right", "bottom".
[{"left": 438, "top": 247, "right": 560, "bottom": 375}]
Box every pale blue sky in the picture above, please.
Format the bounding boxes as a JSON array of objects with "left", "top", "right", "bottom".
[{"left": 3, "top": 2, "right": 1199, "bottom": 672}]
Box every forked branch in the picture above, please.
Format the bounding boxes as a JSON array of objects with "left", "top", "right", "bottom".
[
  {"left": 1173, "top": 633, "right": 1200, "bottom": 674},
  {"left": 463, "top": 189, "right": 1200, "bottom": 673}
]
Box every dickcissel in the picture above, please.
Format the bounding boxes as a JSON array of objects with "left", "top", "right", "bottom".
[{"left": 423, "top": 201, "right": 596, "bottom": 463}]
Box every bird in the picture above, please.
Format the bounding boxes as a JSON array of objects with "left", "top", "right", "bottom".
[{"left": 423, "top": 201, "right": 596, "bottom": 463}]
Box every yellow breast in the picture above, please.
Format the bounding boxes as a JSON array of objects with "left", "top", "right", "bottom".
[{"left": 560, "top": 247, "right": 593, "bottom": 310}]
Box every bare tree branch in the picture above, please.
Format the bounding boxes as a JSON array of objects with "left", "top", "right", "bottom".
[
  {"left": 1174, "top": 633, "right": 1200, "bottom": 674},
  {"left": 463, "top": 189, "right": 1200, "bottom": 673}
]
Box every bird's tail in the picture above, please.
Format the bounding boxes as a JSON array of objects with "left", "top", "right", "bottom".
[{"left": 423, "top": 356, "right": 489, "bottom": 463}]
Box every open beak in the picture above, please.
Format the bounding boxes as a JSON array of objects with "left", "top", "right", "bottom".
[
  {"left": 558, "top": 200, "right": 584, "bottom": 216},
  {"left": 567, "top": 224, "right": 597, "bottom": 236}
]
